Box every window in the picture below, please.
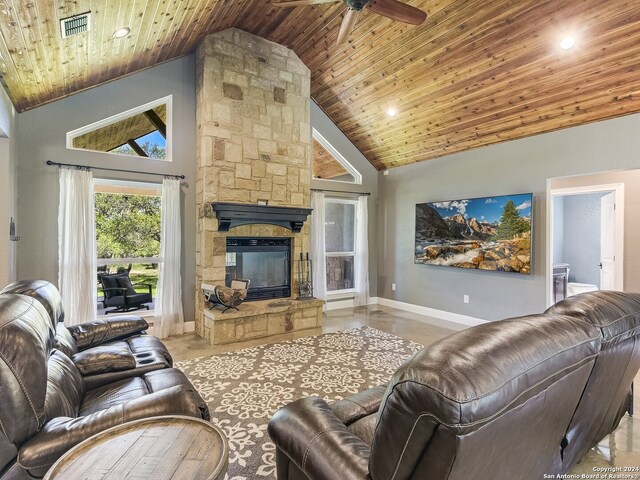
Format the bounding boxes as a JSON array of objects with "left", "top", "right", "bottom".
[
  {"left": 67, "top": 96, "right": 172, "bottom": 161},
  {"left": 325, "top": 198, "right": 357, "bottom": 292},
  {"left": 94, "top": 179, "right": 162, "bottom": 314},
  {"left": 312, "top": 128, "right": 362, "bottom": 184}
]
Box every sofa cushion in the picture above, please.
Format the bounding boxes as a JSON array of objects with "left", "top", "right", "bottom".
[
  {"left": 79, "top": 369, "right": 198, "bottom": 417},
  {"left": 45, "top": 351, "right": 84, "bottom": 421},
  {"left": 72, "top": 345, "right": 136, "bottom": 376},
  {"left": 54, "top": 322, "right": 78, "bottom": 357},
  {"left": 100, "top": 275, "right": 121, "bottom": 299},
  {"left": 117, "top": 275, "right": 137, "bottom": 296}
]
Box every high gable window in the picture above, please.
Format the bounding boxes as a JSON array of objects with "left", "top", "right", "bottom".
[
  {"left": 312, "top": 129, "right": 362, "bottom": 184},
  {"left": 67, "top": 96, "right": 172, "bottom": 161}
]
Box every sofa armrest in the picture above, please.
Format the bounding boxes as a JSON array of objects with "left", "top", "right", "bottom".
[
  {"left": 71, "top": 345, "right": 136, "bottom": 376},
  {"left": 17, "top": 385, "right": 208, "bottom": 477},
  {"left": 330, "top": 384, "right": 387, "bottom": 426},
  {"left": 268, "top": 397, "right": 370, "bottom": 480},
  {"left": 67, "top": 316, "right": 149, "bottom": 350}
]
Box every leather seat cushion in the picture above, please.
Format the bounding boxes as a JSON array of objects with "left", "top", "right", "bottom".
[
  {"left": 80, "top": 368, "right": 195, "bottom": 416},
  {"left": 80, "top": 377, "right": 149, "bottom": 416}
]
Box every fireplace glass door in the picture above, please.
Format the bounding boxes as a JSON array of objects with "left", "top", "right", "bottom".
[{"left": 226, "top": 237, "right": 291, "bottom": 301}]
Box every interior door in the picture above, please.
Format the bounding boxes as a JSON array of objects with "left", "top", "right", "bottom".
[{"left": 600, "top": 192, "right": 616, "bottom": 290}]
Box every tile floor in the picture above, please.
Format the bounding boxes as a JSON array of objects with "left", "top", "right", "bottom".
[{"left": 164, "top": 304, "right": 640, "bottom": 476}]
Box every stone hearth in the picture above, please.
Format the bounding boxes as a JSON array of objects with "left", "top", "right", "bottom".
[
  {"left": 195, "top": 28, "right": 321, "bottom": 345},
  {"left": 202, "top": 298, "right": 324, "bottom": 345}
]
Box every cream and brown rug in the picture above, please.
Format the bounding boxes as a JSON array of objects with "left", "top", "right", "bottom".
[{"left": 175, "top": 326, "right": 423, "bottom": 480}]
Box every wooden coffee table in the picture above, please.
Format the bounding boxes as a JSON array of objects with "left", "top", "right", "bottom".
[{"left": 44, "top": 416, "right": 228, "bottom": 480}]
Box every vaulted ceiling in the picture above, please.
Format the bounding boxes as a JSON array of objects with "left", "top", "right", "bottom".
[{"left": 1, "top": 0, "right": 640, "bottom": 170}]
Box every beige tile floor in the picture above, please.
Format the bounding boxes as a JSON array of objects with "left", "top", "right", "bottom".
[{"left": 164, "top": 304, "right": 640, "bottom": 476}]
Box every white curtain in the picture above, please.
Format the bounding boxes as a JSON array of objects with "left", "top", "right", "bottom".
[
  {"left": 354, "top": 195, "right": 370, "bottom": 306},
  {"left": 311, "top": 191, "right": 327, "bottom": 301},
  {"left": 58, "top": 167, "right": 97, "bottom": 325},
  {"left": 155, "top": 178, "right": 184, "bottom": 339}
]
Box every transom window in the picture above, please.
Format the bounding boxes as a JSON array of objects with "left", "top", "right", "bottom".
[
  {"left": 67, "top": 96, "right": 172, "bottom": 161},
  {"left": 312, "top": 128, "right": 362, "bottom": 184}
]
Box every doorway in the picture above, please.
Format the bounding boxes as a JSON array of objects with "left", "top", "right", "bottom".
[{"left": 547, "top": 182, "right": 624, "bottom": 306}]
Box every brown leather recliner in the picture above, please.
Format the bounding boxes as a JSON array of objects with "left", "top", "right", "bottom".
[
  {"left": 0, "top": 280, "right": 172, "bottom": 389},
  {"left": 269, "top": 292, "right": 640, "bottom": 480},
  {"left": 0, "top": 293, "right": 209, "bottom": 480}
]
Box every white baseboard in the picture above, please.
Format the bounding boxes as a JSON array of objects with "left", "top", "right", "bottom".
[
  {"left": 374, "top": 297, "right": 487, "bottom": 327},
  {"left": 184, "top": 321, "right": 195, "bottom": 333}
]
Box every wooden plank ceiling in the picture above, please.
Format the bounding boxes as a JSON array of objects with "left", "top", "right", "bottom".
[{"left": 1, "top": 0, "right": 640, "bottom": 170}]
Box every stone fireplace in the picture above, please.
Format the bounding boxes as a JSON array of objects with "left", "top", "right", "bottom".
[{"left": 195, "top": 29, "right": 323, "bottom": 345}]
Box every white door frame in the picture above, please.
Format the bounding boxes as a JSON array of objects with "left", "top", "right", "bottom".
[{"left": 546, "top": 182, "right": 624, "bottom": 307}]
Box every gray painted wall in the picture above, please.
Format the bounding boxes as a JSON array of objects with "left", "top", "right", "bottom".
[
  {"left": 552, "top": 196, "right": 564, "bottom": 266},
  {"left": 378, "top": 112, "right": 640, "bottom": 321},
  {"left": 15, "top": 56, "right": 198, "bottom": 322},
  {"left": 559, "top": 193, "right": 606, "bottom": 287},
  {"left": 310, "top": 101, "right": 379, "bottom": 297},
  {"left": 0, "top": 84, "right": 16, "bottom": 285}
]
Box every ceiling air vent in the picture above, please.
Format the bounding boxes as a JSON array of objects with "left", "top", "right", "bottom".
[{"left": 60, "top": 12, "right": 91, "bottom": 39}]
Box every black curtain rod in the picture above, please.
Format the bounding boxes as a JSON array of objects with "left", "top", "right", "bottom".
[
  {"left": 311, "top": 188, "right": 370, "bottom": 196},
  {"left": 46, "top": 160, "right": 185, "bottom": 180}
]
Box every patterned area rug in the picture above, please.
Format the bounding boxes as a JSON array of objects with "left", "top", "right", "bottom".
[{"left": 175, "top": 326, "right": 423, "bottom": 480}]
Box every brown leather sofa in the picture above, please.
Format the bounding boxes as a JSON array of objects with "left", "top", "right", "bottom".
[
  {"left": 0, "top": 285, "right": 209, "bottom": 479},
  {"left": 269, "top": 291, "right": 640, "bottom": 480},
  {"left": 1, "top": 280, "right": 171, "bottom": 389}
]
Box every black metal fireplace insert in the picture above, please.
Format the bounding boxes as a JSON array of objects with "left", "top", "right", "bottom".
[{"left": 225, "top": 237, "right": 291, "bottom": 301}]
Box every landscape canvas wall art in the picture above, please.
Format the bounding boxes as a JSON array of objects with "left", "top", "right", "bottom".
[{"left": 415, "top": 193, "right": 532, "bottom": 274}]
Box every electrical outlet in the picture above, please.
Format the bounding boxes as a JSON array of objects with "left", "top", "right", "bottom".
[
  {"left": 463, "top": 294, "right": 469, "bottom": 304},
  {"left": 391, "top": 283, "right": 396, "bottom": 291}
]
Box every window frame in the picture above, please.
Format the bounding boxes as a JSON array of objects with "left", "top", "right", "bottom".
[
  {"left": 324, "top": 196, "right": 358, "bottom": 296},
  {"left": 94, "top": 178, "right": 163, "bottom": 316},
  {"left": 312, "top": 128, "right": 362, "bottom": 185}
]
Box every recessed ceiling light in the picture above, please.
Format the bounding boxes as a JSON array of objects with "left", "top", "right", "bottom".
[
  {"left": 113, "top": 27, "right": 130, "bottom": 39},
  {"left": 560, "top": 36, "right": 575, "bottom": 50},
  {"left": 387, "top": 107, "right": 397, "bottom": 117}
]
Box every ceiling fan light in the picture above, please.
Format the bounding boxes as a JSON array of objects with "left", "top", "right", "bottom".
[
  {"left": 560, "top": 36, "right": 575, "bottom": 50},
  {"left": 113, "top": 27, "right": 130, "bottom": 39}
]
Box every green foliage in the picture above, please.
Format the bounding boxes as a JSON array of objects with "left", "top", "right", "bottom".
[
  {"left": 493, "top": 200, "right": 530, "bottom": 240},
  {"left": 95, "top": 193, "right": 161, "bottom": 259},
  {"left": 110, "top": 141, "right": 166, "bottom": 159}
]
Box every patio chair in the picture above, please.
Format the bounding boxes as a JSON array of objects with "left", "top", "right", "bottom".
[
  {"left": 99, "top": 273, "right": 153, "bottom": 314},
  {"left": 201, "top": 279, "right": 250, "bottom": 313}
]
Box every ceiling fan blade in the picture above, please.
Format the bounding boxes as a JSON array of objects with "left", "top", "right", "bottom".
[
  {"left": 273, "top": 0, "right": 338, "bottom": 7},
  {"left": 368, "top": 0, "right": 427, "bottom": 25},
  {"left": 337, "top": 9, "right": 359, "bottom": 45}
]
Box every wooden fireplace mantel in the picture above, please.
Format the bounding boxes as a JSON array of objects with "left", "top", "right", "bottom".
[{"left": 211, "top": 202, "right": 312, "bottom": 232}]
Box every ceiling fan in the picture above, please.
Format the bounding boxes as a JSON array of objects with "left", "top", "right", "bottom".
[{"left": 272, "top": 0, "right": 427, "bottom": 45}]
